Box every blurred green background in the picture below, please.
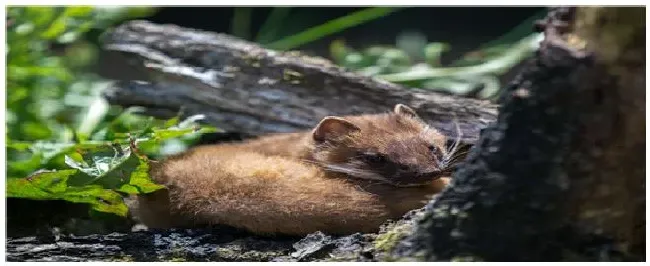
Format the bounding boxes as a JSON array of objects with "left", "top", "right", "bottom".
[{"left": 5, "top": 6, "right": 545, "bottom": 231}]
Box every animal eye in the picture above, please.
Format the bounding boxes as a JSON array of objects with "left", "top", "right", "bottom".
[
  {"left": 428, "top": 145, "right": 438, "bottom": 153},
  {"left": 428, "top": 145, "right": 444, "bottom": 159},
  {"left": 361, "top": 153, "right": 387, "bottom": 164}
]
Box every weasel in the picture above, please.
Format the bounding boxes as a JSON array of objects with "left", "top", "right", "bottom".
[{"left": 130, "top": 104, "right": 468, "bottom": 235}]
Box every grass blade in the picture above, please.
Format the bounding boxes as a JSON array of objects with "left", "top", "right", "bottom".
[
  {"left": 255, "top": 7, "right": 293, "bottom": 44},
  {"left": 267, "top": 7, "right": 405, "bottom": 51},
  {"left": 231, "top": 7, "right": 253, "bottom": 40},
  {"left": 451, "top": 9, "right": 547, "bottom": 66}
]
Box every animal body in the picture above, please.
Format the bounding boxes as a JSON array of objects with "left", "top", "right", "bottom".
[{"left": 129, "top": 104, "right": 467, "bottom": 235}]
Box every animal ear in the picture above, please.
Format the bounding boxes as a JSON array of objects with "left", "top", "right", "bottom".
[
  {"left": 394, "top": 104, "right": 420, "bottom": 119},
  {"left": 312, "top": 116, "right": 360, "bottom": 142}
]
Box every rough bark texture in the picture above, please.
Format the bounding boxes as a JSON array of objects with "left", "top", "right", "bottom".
[
  {"left": 100, "top": 20, "right": 497, "bottom": 142},
  {"left": 7, "top": 227, "right": 295, "bottom": 262},
  {"left": 391, "top": 7, "right": 645, "bottom": 261},
  {"left": 563, "top": 7, "right": 645, "bottom": 257},
  {"left": 7, "top": 7, "right": 644, "bottom": 262}
]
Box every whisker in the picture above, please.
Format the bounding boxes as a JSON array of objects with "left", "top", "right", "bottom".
[
  {"left": 445, "top": 151, "right": 469, "bottom": 162},
  {"left": 324, "top": 164, "right": 388, "bottom": 182},
  {"left": 441, "top": 148, "right": 470, "bottom": 171},
  {"left": 443, "top": 113, "right": 463, "bottom": 164},
  {"left": 446, "top": 145, "right": 468, "bottom": 161},
  {"left": 300, "top": 160, "right": 387, "bottom": 182},
  {"left": 324, "top": 164, "right": 368, "bottom": 175},
  {"left": 443, "top": 155, "right": 468, "bottom": 168},
  {"left": 443, "top": 155, "right": 467, "bottom": 167},
  {"left": 450, "top": 150, "right": 469, "bottom": 157},
  {"left": 444, "top": 159, "right": 462, "bottom": 169}
]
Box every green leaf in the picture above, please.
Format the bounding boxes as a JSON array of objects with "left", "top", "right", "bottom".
[
  {"left": 7, "top": 169, "right": 129, "bottom": 216},
  {"left": 62, "top": 186, "right": 128, "bottom": 216},
  {"left": 24, "top": 7, "right": 57, "bottom": 28},
  {"left": 21, "top": 121, "right": 53, "bottom": 140},
  {"left": 64, "top": 140, "right": 163, "bottom": 191},
  {"left": 177, "top": 114, "right": 206, "bottom": 129},
  {"left": 421, "top": 78, "right": 477, "bottom": 94},
  {"left": 396, "top": 31, "right": 427, "bottom": 62},
  {"left": 361, "top": 45, "right": 394, "bottom": 67},
  {"left": 153, "top": 126, "right": 218, "bottom": 142},
  {"left": 7, "top": 153, "right": 43, "bottom": 179},
  {"left": 6, "top": 176, "right": 53, "bottom": 198},
  {"left": 25, "top": 142, "right": 77, "bottom": 163},
  {"left": 376, "top": 48, "right": 411, "bottom": 69},
  {"left": 7, "top": 140, "right": 32, "bottom": 152},
  {"left": 117, "top": 162, "right": 164, "bottom": 194},
  {"left": 424, "top": 42, "right": 451, "bottom": 67},
  {"left": 41, "top": 15, "right": 68, "bottom": 39},
  {"left": 329, "top": 39, "right": 350, "bottom": 65},
  {"left": 64, "top": 7, "right": 94, "bottom": 17},
  {"left": 6, "top": 170, "right": 129, "bottom": 217},
  {"left": 65, "top": 145, "right": 136, "bottom": 188},
  {"left": 6, "top": 169, "right": 77, "bottom": 197},
  {"left": 163, "top": 113, "right": 182, "bottom": 129}
]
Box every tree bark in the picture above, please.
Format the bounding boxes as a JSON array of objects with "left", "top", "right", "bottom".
[
  {"left": 100, "top": 20, "right": 498, "bottom": 142},
  {"left": 393, "top": 6, "right": 645, "bottom": 261}
]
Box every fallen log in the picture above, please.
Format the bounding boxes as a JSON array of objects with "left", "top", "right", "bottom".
[{"left": 100, "top": 20, "right": 498, "bottom": 141}]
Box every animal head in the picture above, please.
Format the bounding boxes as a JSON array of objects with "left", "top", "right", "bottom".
[{"left": 311, "top": 104, "right": 465, "bottom": 187}]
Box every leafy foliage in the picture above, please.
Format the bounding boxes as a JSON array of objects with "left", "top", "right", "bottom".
[
  {"left": 6, "top": 7, "right": 217, "bottom": 217},
  {"left": 6, "top": 7, "right": 156, "bottom": 143},
  {"left": 7, "top": 170, "right": 130, "bottom": 216},
  {"left": 7, "top": 114, "right": 217, "bottom": 216},
  {"left": 328, "top": 11, "right": 547, "bottom": 99}
]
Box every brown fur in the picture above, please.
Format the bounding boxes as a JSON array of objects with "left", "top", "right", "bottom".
[{"left": 130, "top": 104, "right": 460, "bottom": 235}]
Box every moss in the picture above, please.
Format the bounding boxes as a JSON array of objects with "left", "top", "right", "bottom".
[
  {"left": 164, "top": 247, "right": 188, "bottom": 262},
  {"left": 242, "top": 53, "right": 264, "bottom": 68},
  {"left": 319, "top": 256, "right": 357, "bottom": 262},
  {"left": 451, "top": 255, "right": 483, "bottom": 262},
  {"left": 282, "top": 68, "right": 303, "bottom": 83},
  {"left": 213, "top": 247, "right": 288, "bottom": 261},
  {"left": 110, "top": 255, "right": 134, "bottom": 262},
  {"left": 214, "top": 247, "right": 237, "bottom": 258},
  {"left": 373, "top": 222, "right": 413, "bottom": 253}
]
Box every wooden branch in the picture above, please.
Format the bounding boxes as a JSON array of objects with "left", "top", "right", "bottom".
[{"left": 100, "top": 20, "right": 498, "bottom": 141}]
